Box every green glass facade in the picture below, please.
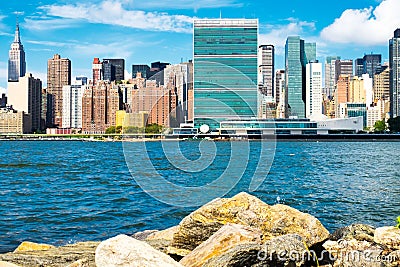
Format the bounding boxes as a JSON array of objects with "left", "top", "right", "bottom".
[
  {"left": 347, "top": 103, "right": 367, "bottom": 127},
  {"left": 193, "top": 19, "right": 258, "bottom": 129},
  {"left": 285, "top": 36, "right": 316, "bottom": 118}
]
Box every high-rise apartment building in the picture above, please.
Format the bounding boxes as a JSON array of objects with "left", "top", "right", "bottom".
[
  {"left": 258, "top": 45, "right": 274, "bottom": 100},
  {"left": 131, "top": 80, "right": 178, "bottom": 127},
  {"left": 285, "top": 36, "right": 316, "bottom": 118},
  {"left": 164, "top": 62, "right": 193, "bottom": 123},
  {"left": 193, "top": 19, "right": 258, "bottom": 129},
  {"left": 349, "top": 75, "right": 369, "bottom": 104},
  {"left": 335, "top": 75, "right": 351, "bottom": 116},
  {"left": 92, "top": 58, "right": 102, "bottom": 84},
  {"left": 47, "top": 54, "right": 71, "bottom": 127},
  {"left": 305, "top": 61, "right": 323, "bottom": 117},
  {"left": 103, "top": 59, "right": 125, "bottom": 82},
  {"left": 8, "top": 73, "right": 42, "bottom": 132},
  {"left": 390, "top": 29, "right": 400, "bottom": 118},
  {"left": 82, "top": 81, "right": 121, "bottom": 134},
  {"left": 335, "top": 60, "right": 353, "bottom": 83},
  {"left": 373, "top": 64, "right": 390, "bottom": 100},
  {"left": 8, "top": 20, "right": 26, "bottom": 82},
  {"left": 62, "top": 80, "right": 86, "bottom": 129},
  {"left": 324, "top": 56, "right": 340, "bottom": 98},
  {"left": 275, "top": 70, "right": 285, "bottom": 118}
]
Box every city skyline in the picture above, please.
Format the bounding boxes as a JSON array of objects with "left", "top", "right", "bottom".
[{"left": 0, "top": 0, "right": 399, "bottom": 92}]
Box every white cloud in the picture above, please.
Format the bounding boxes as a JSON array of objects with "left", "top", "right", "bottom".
[
  {"left": 259, "top": 19, "right": 316, "bottom": 55},
  {"left": 36, "top": 0, "right": 194, "bottom": 33},
  {"left": 128, "top": 0, "right": 243, "bottom": 11},
  {"left": 24, "top": 18, "right": 83, "bottom": 31},
  {"left": 321, "top": 0, "right": 400, "bottom": 45}
]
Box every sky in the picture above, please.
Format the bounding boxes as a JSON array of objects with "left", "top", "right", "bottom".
[{"left": 0, "top": 0, "right": 399, "bottom": 92}]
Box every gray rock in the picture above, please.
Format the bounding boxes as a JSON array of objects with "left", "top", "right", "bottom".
[
  {"left": 203, "top": 234, "right": 309, "bottom": 267},
  {"left": 132, "top": 230, "right": 159, "bottom": 241},
  {"left": 330, "top": 224, "right": 375, "bottom": 242}
]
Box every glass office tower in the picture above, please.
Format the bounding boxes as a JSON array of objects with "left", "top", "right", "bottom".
[
  {"left": 193, "top": 19, "right": 258, "bottom": 130},
  {"left": 390, "top": 29, "right": 400, "bottom": 118},
  {"left": 285, "top": 36, "right": 316, "bottom": 118}
]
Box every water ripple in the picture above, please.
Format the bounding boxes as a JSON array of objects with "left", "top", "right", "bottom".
[{"left": 0, "top": 141, "right": 399, "bottom": 253}]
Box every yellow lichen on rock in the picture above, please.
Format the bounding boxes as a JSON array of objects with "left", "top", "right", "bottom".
[{"left": 13, "top": 241, "right": 54, "bottom": 252}]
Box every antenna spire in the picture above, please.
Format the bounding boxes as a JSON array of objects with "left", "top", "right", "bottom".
[{"left": 14, "top": 14, "right": 21, "bottom": 43}]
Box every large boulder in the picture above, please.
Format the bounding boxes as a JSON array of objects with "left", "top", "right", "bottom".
[
  {"left": 0, "top": 241, "right": 99, "bottom": 267},
  {"left": 95, "top": 234, "right": 183, "bottom": 267},
  {"left": 374, "top": 227, "right": 400, "bottom": 250},
  {"left": 203, "top": 234, "right": 309, "bottom": 267},
  {"left": 180, "top": 224, "right": 262, "bottom": 267},
  {"left": 168, "top": 192, "right": 329, "bottom": 256}
]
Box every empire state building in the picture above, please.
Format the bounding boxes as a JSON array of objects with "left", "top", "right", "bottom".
[{"left": 8, "top": 20, "right": 26, "bottom": 82}]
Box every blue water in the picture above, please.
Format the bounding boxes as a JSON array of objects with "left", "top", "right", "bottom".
[{"left": 0, "top": 141, "right": 399, "bottom": 253}]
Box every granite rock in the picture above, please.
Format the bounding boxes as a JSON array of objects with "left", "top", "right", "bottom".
[
  {"left": 169, "top": 192, "right": 329, "bottom": 256},
  {"left": 374, "top": 227, "right": 400, "bottom": 250},
  {"left": 180, "top": 224, "right": 262, "bottom": 267}
]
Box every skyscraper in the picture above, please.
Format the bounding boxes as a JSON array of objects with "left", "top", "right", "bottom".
[
  {"left": 355, "top": 58, "right": 364, "bottom": 77},
  {"left": 275, "top": 69, "right": 285, "bottom": 118},
  {"left": 193, "top": 19, "right": 258, "bottom": 129},
  {"left": 390, "top": 29, "right": 400, "bottom": 118},
  {"left": 305, "top": 61, "right": 323, "bottom": 118},
  {"left": 363, "top": 54, "right": 382, "bottom": 79},
  {"left": 258, "top": 45, "right": 275, "bottom": 100},
  {"left": 92, "top": 58, "right": 102, "bottom": 84},
  {"left": 285, "top": 36, "right": 316, "bottom": 118},
  {"left": 7, "top": 73, "right": 42, "bottom": 132},
  {"left": 132, "top": 65, "right": 150, "bottom": 79},
  {"left": 82, "top": 81, "right": 121, "bottom": 134},
  {"left": 335, "top": 60, "right": 353, "bottom": 83},
  {"left": 335, "top": 75, "right": 351, "bottom": 117},
  {"left": 8, "top": 20, "right": 26, "bottom": 82},
  {"left": 324, "top": 56, "right": 340, "bottom": 98},
  {"left": 62, "top": 79, "right": 86, "bottom": 129},
  {"left": 47, "top": 54, "right": 71, "bottom": 127},
  {"left": 103, "top": 59, "right": 125, "bottom": 82},
  {"left": 374, "top": 64, "right": 390, "bottom": 100}
]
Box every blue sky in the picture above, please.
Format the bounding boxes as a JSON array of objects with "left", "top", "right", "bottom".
[{"left": 0, "top": 0, "right": 399, "bottom": 92}]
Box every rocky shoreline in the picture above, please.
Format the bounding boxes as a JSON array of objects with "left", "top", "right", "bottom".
[{"left": 0, "top": 192, "right": 399, "bottom": 267}]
